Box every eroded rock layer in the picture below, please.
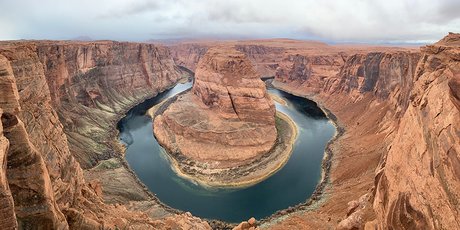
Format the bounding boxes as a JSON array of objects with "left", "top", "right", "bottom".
[
  {"left": 168, "top": 35, "right": 459, "bottom": 229},
  {"left": 0, "top": 41, "right": 210, "bottom": 229},
  {"left": 372, "top": 33, "right": 460, "bottom": 230},
  {"left": 0, "top": 33, "right": 458, "bottom": 229},
  {"left": 268, "top": 36, "right": 459, "bottom": 229},
  {"left": 154, "top": 47, "right": 277, "bottom": 168},
  {"left": 36, "top": 41, "right": 181, "bottom": 168}
]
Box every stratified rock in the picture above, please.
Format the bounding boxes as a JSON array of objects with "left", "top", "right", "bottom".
[
  {"left": 0, "top": 111, "right": 17, "bottom": 229},
  {"left": 0, "top": 33, "right": 458, "bottom": 229},
  {"left": 0, "top": 41, "right": 207, "bottom": 229},
  {"left": 248, "top": 217, "right": 256, "bottom": 225},
  {"left": 372, "top": 32, "right": 460, "bottom": 230},
  {"left": 162, "top": 36, "right": 460, "bottom": 229},
  {"left": 3, "top": 113, "right": 68, "bottom": 229},
  {"left": 0, "top": 56, "right": 18, "bottom": 229},
  {"left": 36, "top": 41, "right": 181, "bottom": 168},
  {"left": 0, "top": 54, "right": 67, "bottom": 228},
  {"left": 154, "top": 47, "right": 277, "bottom": 168},
  {"left": 192, "top": 47, "right": 276, "bottom": 124}
]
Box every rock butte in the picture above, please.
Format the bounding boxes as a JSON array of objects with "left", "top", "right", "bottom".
[
  {"left": 0, "top": 33, "right": 458, "bottom": 229},
  {"left": 154, "top": 47, "right": 277, "bottom": 169}
]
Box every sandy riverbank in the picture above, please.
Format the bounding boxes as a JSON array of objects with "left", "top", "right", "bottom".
[{"left": 148, "top": 99, "right": 298, "bottom": 188}]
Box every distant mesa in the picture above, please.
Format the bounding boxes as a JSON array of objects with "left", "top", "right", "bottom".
[{"left": 71, "top": 36, "right": 93, "bottom": 41}]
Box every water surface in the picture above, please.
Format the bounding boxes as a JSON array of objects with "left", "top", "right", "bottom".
[{"left": 118, "top": 82, "right": 336, "bottom": 222}]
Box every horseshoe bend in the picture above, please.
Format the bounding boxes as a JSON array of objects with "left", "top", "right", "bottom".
[
  {"left": 152, "top": 47, "right": 299, "bottom": 187},
  {"left": 0, "top": 4, "right": 460, "bottom": 230}
]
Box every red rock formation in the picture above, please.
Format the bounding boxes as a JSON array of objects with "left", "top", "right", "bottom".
[
  {"left": 0, "top": 108, "right": 17, "bottom": 230},
  {"left": 167, "top": 39, "right": 338, "bottom": 77},
  {"left": 36, "top": 41, "right": 181, "bottom": 168},
  {"left": 151, "top": 36, "right": 460, "bottom": 229},
  {"left": 0, "top": 52, "right": 67, "bottom": 228},
  {"left": 0, "top": 34, "right": 458, "bottom": 229},
  {"left": 168, "top": 43, "right": 209, "bottom": 71},
  {"left": 154, "top": 47, "right": 277, "bottom": 168},
  {"left": 0, "top": 41, "right": 210, "bottom": 229},
  {"left": 192, "top": 47, "right": 276, "bottom": 124},
  {"left": 371, "top": 33, "right": 460, "bottom": 229},
  {"left": 265, "top": 35, "right": 459, "bottom": 229}
]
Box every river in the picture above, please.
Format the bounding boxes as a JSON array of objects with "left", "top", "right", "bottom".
[{"left": 118, "top": 81, "right": 336, "bottom": 223}]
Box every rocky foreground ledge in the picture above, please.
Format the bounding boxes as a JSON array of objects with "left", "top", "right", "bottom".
[{"left": 153, "top": 47, "right": 297, "bottom": 187}]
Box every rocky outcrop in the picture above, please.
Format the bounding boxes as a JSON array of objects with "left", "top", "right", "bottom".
[
  {"left": 266, "top": 34, "right": 459, "bottom": 229},
  {"left": 36, "top": 41, "right": 181, "bottom": 168},
  {"left": 0, "top": 34, "right": 458, "bottom": 229},
  {"left": 154, "top": 47, "right": 277, "bottom": 169},
  {"left": 192, "top": 47, "right": 276, "bottom": 125},
  {"left": 0, "top": 42, "right": 209, "bottom": 229},
  {"left": 233, "top": 217, "right": 258, "bottom": 230},
  {"left": 0, "top": 109, "right": 17, "bottom": 230},
  {"left": 372, "top": 33, "right": 460, "bottom": 229},
  {"left": 0, "top": 52, "right": 67, "bottom": 228},
  {"left": 0, "top": 56, "right": 18, "bottom": 229}
]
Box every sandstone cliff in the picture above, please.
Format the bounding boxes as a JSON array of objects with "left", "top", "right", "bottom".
[
  {"left": 371, "top": 33, "right": 460, "bottom": 229},
  {"left": 36, "top": 41, "right": 182, "bottom": 168},
  {"left": 192, "top": 47, "right": 276, "bottom": 125},
  {"left": 1, "top": 45, "right": 78, "bottom": 228},
  {"left": 0, "top": 34, "right": 458, "bottom": 229},
  {"left": 154, "top": 47, "right": 277, "bottom": 169},
  {"left": 268, "top": 35, "right": 459, "bottom": 229},
  {"left": 0, "top": 42, "right": 210, "bottom": 229},
  {"left": 170, "top": 36, "right": 458, "bottom": 229}
]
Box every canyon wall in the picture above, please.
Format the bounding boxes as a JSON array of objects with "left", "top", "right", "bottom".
[
  {"left": 0, "top": 35, "right": 457, "bottom": 229},
  {"left": 371, "top": 34, "right": 460, "bottom": 229},
  {"left": 36, "top": 41, "right": 182, "bottom": 168},
  {"left": 0, "top": 42, "right": 209, "bottom": 229},
  {"left": 167, "top": 39, "right": 343, "bottom": 78},
  {"left": 1, "top": 45, "right": 79, "bottom": 228},
  {"left": 169, "top": 35, "right": 459, "bottom": 229},
  {"left": 192, "top": 47, "right": 276, "bottom": 124},
  {"left": 268, "top": 35, "right": 459, "bottom": 229}
]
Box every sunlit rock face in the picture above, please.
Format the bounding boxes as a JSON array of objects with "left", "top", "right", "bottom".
[{"left": 154, "top": 47, "right": 277, "bottom": 168}]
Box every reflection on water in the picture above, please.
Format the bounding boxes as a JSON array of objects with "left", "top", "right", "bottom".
[{"left": 118, "top": 82, "right": 336, "bottom": 223}]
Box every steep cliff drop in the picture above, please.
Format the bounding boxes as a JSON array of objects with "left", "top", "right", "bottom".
[
  {"left": 266, "top": 34, "right": 459, "bottom": 229},
  {"left": 0, "top": 33, "right": 458, "bottom": 229},
  {"left": 370, "top": 32, "right": 460, "bottom": 230},
  {"left": 153, "top": 47, "right": 296, "bottom": 187},
  {"left": 168, "top": 34, "right": 459, "bottom": 229},
  {"left": 0, "top": 42, "right": 211, "bottom": 229}
]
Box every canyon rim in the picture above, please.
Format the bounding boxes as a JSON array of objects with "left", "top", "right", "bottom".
[{"left": 1, "top": 1, "right": 460, "bottom": 229}]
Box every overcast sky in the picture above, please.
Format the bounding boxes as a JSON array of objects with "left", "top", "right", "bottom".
[{"left": 0, "top": 0, "right": 459, "bottom": 43}]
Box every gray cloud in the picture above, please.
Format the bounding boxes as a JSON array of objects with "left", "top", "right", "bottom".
[
  {"left": 0, "top": 0, "right": 459, "bottom": 43},
  {"left": 100, "top": 0, "right": 163, "bottom": 18}
]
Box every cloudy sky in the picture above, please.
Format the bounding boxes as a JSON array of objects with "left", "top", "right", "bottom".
[{"left": 0, "top": 0, "right": 459, "bottom": 43}]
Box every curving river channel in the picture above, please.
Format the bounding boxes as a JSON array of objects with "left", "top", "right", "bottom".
[{"left": 118, "top": 81, "right": 336, "bottom": 223}]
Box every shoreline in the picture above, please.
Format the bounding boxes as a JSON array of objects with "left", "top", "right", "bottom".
[
  {"left": 149, "top": 104, "right": 299, "bottom": 188},
  {"left": 104, "top": 78, "right": 343, "bottom": 228},
  {"left": 105, "top": 80, "right": 187, "bottom": 214},
  {"left": 268, "top": 92, "right": 288, "bottom": 106},
  {"left": 258, "top": 81, "right": 345, "bottom": 226}
]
